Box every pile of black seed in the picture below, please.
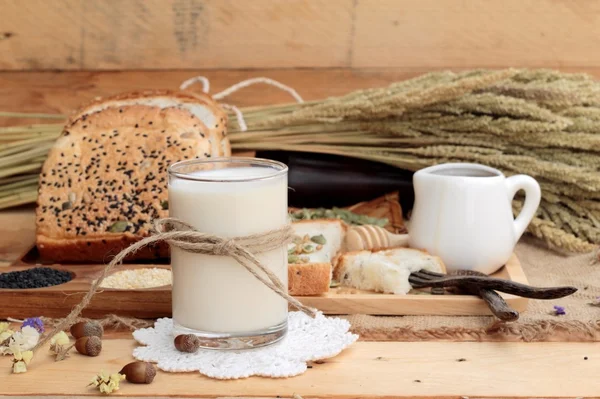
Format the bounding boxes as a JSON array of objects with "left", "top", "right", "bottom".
[{"left": 0, "top": 267, "right": 72, "bottom": 289}]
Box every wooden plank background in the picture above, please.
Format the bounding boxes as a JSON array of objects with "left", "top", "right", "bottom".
[{"left": 2, "top": 0, "right": 600, "bottom": 70}]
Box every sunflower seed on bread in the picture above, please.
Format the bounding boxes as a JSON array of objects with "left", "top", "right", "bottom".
[{"left": 288, "top": 219, "right": 346, "bottom": 296}]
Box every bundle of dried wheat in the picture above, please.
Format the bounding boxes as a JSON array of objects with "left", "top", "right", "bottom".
[{"left": 1, "top": 69, "right": 599, "bottom": 252}]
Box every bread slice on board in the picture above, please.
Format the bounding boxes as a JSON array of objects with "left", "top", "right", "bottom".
[
  {"left": 335, "top": 248, "right": 446, "bottom": 295},
  {"left": 67, "top": 90, "right": 230, "bottom": 157},
  {"left": 36, "top": 103, "right": 227, "bottom": 262},
  {"left": 288, "top": 219, "right": 346, "bottom": 296}
]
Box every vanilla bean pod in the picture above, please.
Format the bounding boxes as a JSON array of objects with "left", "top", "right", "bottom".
[
  {"left": 409, "top": 272, "right": 576, "bottom": 299},
  {"left": 411, "top": 269, "right": 520, "bottom": 321},
  {"left": 448, "top": 270, "right": 519, "bottom": 321},
  {"left": 477, "top": 289, "right": 519, "bottom": 321}
]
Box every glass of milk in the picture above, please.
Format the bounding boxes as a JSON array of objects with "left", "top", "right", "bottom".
[{"left": 168, "top": 157, "right": 289, "bottom": 349}]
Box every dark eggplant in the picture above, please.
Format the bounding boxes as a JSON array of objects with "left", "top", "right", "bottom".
[{"left": 255, "top": 151, "right": 415, "bottom": 213}]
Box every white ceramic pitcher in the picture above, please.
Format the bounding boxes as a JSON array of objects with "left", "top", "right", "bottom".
[{"left": 408, "top": 163, "right": 541, "bottom": 275}]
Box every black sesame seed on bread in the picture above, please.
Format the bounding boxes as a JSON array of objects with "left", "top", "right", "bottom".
[
  {"left": 36, "top": 94, "right": 229, "bottom": 263},
  {"left": 67, "top": 90, "right": 230, "bottom": 157}
]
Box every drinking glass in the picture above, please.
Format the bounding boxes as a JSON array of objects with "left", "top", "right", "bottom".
[{"left": 168, "top": 157, "right": 289, "bottom": 349}]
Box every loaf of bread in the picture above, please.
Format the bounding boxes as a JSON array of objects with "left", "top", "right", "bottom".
[
  {"left": 288, "top": 219, "right": 346, "bottom": 296},
  {"left": 335, "top": 248, "right": 446, "bottom": 295},
  {"left": 36, "top": 91, "right": 230, "bottom": 262}
]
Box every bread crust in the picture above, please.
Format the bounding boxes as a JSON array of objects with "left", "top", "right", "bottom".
[
  {"left": 286, "top": 219, "right": 347, "bottom": 295},
  {"left": 288, "top": 262, "right": 331, "bottom": 296},
  {"left": 183, "top": 91, "right": 230, "bottom": 156},
  {"left": 36, "top": 105, "right": 215, "bottom": 262},
  {"left": 67, "top": 90, "right": 230, "bottom": 156},
  {"left": 36, "top": 234, "right": 169, "bottom": 263},
  {"left": 67, "top": 90, "right": 213, "bottom": 125}
]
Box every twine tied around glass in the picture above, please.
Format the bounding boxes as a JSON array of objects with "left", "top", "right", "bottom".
[{"left": 33, "top": 218, "right": 317, "bottom": 355}]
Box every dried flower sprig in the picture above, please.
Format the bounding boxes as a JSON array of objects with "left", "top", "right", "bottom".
[
  {"left": 22, "top": 317, "right": 44, "bottom": 334},
  {"left": 53, "top": 344, "right": 75, "bottom": 362},
  {"left": 10, "top": 345, "right": 33, "bottom": 374},
  {"left": 0, "top": 323, "right": 14, "bottom": 355},
  {"left": 0, "top": 322, "right": 13, "bottom": 344},
  {"left": 89, "top": 370, "right": 125, "bottom": 394},
  {"left": 1, "top": 326, "right": 40, "bottom": 356},
  {"left": 49, "top": 331, "right": 74, "bottom": 361},
  {"left": 552, "top": 305, "right": 566, "bottom": 316}
]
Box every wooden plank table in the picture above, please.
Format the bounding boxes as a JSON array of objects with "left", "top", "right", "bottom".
[
  {"left": 0, "top": 69, "right": 598, "bottom": 398},
  {"left": 0, "top": 339, "right": 598, "bottom": 398}
]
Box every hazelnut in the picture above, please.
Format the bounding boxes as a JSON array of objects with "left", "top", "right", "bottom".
[
  {"left": 70, "top": 320, "right": 103, "bottom": 339},
  {"left": 75, "top": 336, "right": 102, "bottom": 356},
  {"left": 174, "top": 334, "right": 200, "bottom": 353},
  {"left": 120, "top": 361, "right": 156, "bottom": 384}
]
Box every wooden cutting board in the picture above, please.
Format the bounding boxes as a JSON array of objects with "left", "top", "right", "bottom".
[
  {"left": 0, "top": 254, "right": 528, "bottom": 319},
  {"left": 1, "top": 192, "right": 528, "bottom": 319}
]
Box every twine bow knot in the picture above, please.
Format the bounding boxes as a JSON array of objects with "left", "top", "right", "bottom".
[
  {"left": 214, "top": 239, "right": 237, "bottom": 256},
  {"left": 151, "top": 218, "right": 303, "bottom": 298}
]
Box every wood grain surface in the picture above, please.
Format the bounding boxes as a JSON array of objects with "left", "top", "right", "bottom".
[
  {"left": 3, "top": 0, "right": 600, "bottom": 70},
  {"left": 0, "top": 263, "right": 172, "bottom": 318},
  {"left": 4, "top": 67, "right": 600, "bottom": 127},
  {"left": 0, "top": 339, "right": 597, "bottom": 398},
  {"left": 0, "top": 0, "right": 353, "bottom": 70},
  {"left": 0, "top": 207, "right": 35, "bottom": 266},
  {"left": 0, "top": 69, "right": 423, "bottom": 127},
  {"left": 352, "top": 0, "right": 600, "bottom": 68}
]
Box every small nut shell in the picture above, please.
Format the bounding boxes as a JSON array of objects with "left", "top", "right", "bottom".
[
  {"left": 75, "top": 336, "right": 102, "bottom": 356},
  {"left": 174, "top": 334, "right": 200, "bottom": 353},
  {"left": 70, "top": 321, "right": 103, "bottom": 339},
  {"left": 120, "top": 361, "right": 156, "bottom": 384}
]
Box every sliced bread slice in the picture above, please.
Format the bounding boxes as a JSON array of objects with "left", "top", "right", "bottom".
[
  {"left": 36, "top": 105, "right": 215, "bottom": 262},
  {"left": 335, "top": 247, "right": 446, "bottom": 295},
  {"left": 288, "top": 219, "right": 346, "bottom": 296}
]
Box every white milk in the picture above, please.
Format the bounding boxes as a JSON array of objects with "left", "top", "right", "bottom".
[{"left": 169, "top": 166, "right": 288, "bottom": 334}]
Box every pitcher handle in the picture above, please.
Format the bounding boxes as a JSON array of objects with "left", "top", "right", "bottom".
[{"left": 505, "top": 175, "right": 542, "bottom": 241}]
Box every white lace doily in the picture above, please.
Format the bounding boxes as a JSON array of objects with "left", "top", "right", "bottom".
[{"left": 132, "top": 312, "right": 358, "bottom": 379}]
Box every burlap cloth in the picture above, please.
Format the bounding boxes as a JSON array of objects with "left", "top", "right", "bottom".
[{"left": 344, "top": 236, "right": 600, "bottom": 342}]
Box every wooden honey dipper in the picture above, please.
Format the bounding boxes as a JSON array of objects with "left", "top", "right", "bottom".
[{"left": 345, "top": 225, "right": 409, "bottom": 251}]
